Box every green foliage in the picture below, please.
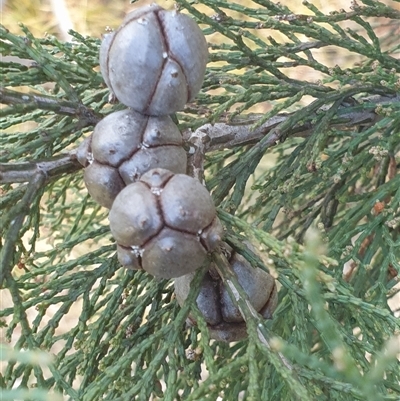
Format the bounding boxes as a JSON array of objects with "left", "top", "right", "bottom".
[
  {"left": 1, "top": 1, "right": 400, "bottom": 400},
  {"left": 0, "top": 345, "right": 62, "bottom": 400}
]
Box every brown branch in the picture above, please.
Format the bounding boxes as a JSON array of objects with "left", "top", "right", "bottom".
[
  {"left": 2, "top": 93, "right": 398, "bottom": 186},
  {"left": 186, "top": 128, "right": 209, "bottom": 184},
  {"left": 0, "top": 87, "right": 101, "bottom": 125},
  {"left": 185, "top": 93, "right": 399, "bottom": 153},
  {"left": 0, "top": 153, "right": 82, "bottom": 184}
]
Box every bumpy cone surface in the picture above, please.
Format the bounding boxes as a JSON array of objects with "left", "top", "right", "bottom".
[
  {"left": 77, "top": 109, "right": 187, "bottom": 208},
  {"left": 174, "top": 250, "right": 278, "bottom": 342},
  {"left": 100, "top": 4, "right": 209, "bottom": 115},
  {"left": 109, "top": 168, "right": 224, "bottom": 279}
]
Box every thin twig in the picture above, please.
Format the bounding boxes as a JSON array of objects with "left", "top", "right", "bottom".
[
  {"left": 0, "top": 152, "right": 81, "bottom": 285},
  {"left": 0, "top": 173, "right": 46, "bottom": 287},
  {"left": 212, "top": 250, "right": 293, "bottom": 370},
  {"left": 186, "top": 129, "right": 209, "bottom": 184},
  {"left": 0, "top": 87, "right": 101, "bottom": 125},
  {"left": 185, "top": 93, "right": 399, "bottom": 152},
  {"left": 211, "top": 250, "right": 314, "bottom": 399},
  {"left": 1, "top": 93, "right": 398, "bottom": 186},
  {"left": 0, "top": 153, "right": 82, "bottom": 184}
]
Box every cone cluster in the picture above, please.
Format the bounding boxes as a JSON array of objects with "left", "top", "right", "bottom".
[{"left": 77, "top": 4, "right": 278, "bottom": 341}]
